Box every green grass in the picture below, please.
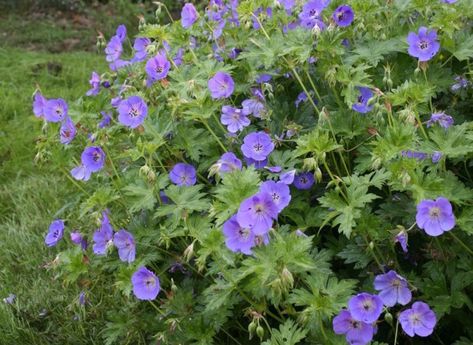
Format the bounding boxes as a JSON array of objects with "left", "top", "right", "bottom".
[{"left": 0, "top": 47, "right": 117, "bottom": 344}]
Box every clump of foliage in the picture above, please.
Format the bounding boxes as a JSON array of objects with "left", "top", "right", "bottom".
[{"left": 22, "top": 0, "right": 473, "bottom": 344}]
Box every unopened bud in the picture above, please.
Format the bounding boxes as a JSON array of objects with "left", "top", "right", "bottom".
[
  {"left": 256, "top": 325, "right": 265, "bottom": 340},
  {"left": 384, "top": 311, "right": 393, "bottom": 325},
  {"left": 183, "top": 241, "right": 195, "bottom": 262},
  {"left": 315, "top": 167, "right": 322, "bottom": 183},
  {"left": 248, "top": 321, "right": 257, "bottom": 339},
  {"left": 281, "top": 266, "right": 294, "bottom": 289}
]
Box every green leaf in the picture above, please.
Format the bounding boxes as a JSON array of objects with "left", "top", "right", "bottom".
[
  {"left": 122, "top": 182, "right": 157, "bottom": 213},
  {"left": 261, "top": 320, "right": 308, "bottom": 345}
]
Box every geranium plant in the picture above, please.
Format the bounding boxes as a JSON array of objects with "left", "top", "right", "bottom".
[{"left": 33, "top": 0, "right": 473, "bottom": 344}]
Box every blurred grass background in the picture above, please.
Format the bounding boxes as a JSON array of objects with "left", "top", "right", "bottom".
[{"left": 0, "top": 1, "right": 185, "bottom": 343}]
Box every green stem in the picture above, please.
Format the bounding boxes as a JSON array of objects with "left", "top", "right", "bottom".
[
  {"left": 161, "top": 3, "right": 175, "bottom": 23},
  {"left": 62, "top": 168, "right": 90, "bottom": 196},
  {"left": 449, "top": 232, "right": 473, "bottom": 256},
  {"left": 201, "top": 119, "right": 227, "bottom": 152},
  {"left": 393, "top": 317, "right": 399, "bottom": 345},
  {"left": 102, "top": 145, "right": 122, "bottom": 185},
  {"left": 149, "top": 300, "right": 166, "bottom": 316},
  {"left": 291, "top": 66, "right": 320, "bottom": 116}
]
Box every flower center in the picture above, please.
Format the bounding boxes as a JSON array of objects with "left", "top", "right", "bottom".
[
  {"left": 254, "top": 203, "right": 264, "bottom": 214},
  {"left": 238, "top": 227, "right": 250, "bottom": 239},
  {"left": 362, "top": 300, "right": 373, "bottom": 311},
  {"left": 93, "top": 152, "right": 101, "bottom": 162},
  {"left": 429, "top": 207, "right": 441, "bottom": 219},
  {"left": 55, "top": 107, "right": 62, "bottom": 115},
  {"left": 391, "top": 278, "right": 401, "bottom": 288},
  {"left": 409, "top": 312, "right": 421, "bottom": 325},
  {"left": 145, "top": 278, "right": 155, "bottom": 289},
  {"left": 300, "top": 177, "right": 308, "bottom": 184},
  {"left": 129, "top": 107, "right": 139, "bottom": 118},
  {"left": 419, "top": 40, "right": 429, "bottom": 50},
  {"left": 271, "top": 192, "right": 280, "bottom": 201},
  {"left": 155, "top": 65, "right": 163, "bottom": 73},
  {"left": 253, "top": 142, "right": 264, "bottom": 152},
  {"left": 350, "top": 320, "right": 360, "bottom": 329}
]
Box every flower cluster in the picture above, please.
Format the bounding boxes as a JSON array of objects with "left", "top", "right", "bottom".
[
  {"left": 31, "top": 0, "right": 473, "bottom": 343},
  {"left": 334, "top": 270, "right": 436, "bottom": 344}
]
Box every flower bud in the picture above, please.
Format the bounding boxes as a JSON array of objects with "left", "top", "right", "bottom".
[
  {"left": 281, "top": 266, "right": 294, "bottom": 289},
  {"left": 315, "top": 167, "right": 322, "bottom": 183},
  {"left": 256, "top": 325, "right": 265, "bottom": 340},
  {"left": 183, "top": 241, "right": 195, "bottom": 262},
  {"left": 303, "top": 157, "right": 317, "bottom": 171},
  {"left": 248, "top": 321, "right": 257, "bottom": 339},
  {"left": 384, "top": 311, "right": 393, "bottom": 325}
]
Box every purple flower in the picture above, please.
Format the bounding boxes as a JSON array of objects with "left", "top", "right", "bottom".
[
  {"left": 3, "top": 294, "right": 16, "bottom": 305},
  {"left": 181, "top": 3, "right": 199, "bottom": 29},
  {"left": 451, "top": 76, "right": 469, "bottom": 91},
  {"left": 259, "top": 181, "right": 291, "bottom": 212},
  {"left": 416, "top": 197, "right": 455, "bottom": 236},
  {"left": 348, "top": 293, "right": 383, "bottom": 323},
  {"left": 352, "top": 87, "right": 374, "bottom": 114},
  {"left": 395, "top": 230, "right": 408, "bottom": 253},
  {"left": 223, "top": 215, "right": 256, "bottom": 255},
  {"left": 426, "top": 112, "right": 454, "bottom": 128},
  {"left": 299, "top": 0, "right": 329, "bottom": 30},
  {"left": 242, "top": 98, "right": 265, "bottom": 118},
  {"left": 256, "top": 74, "right": 272, "bottom": 84},
  {"left": 295, "top": 92, "right": 308, "bottom": 108},
  {"left": 145, "top": 53, "right": 171, "bottom": 86},
  {"left": 293, "top": 172, "right": 315, "bottom": 190},
  {"left": 93, "top": 211, "right": 114, "bottom": 255},
  {"left": 131, "top": 37, "right": 151, "bottom": 62},
  {"left": 245, "top": 156, "right": 268, "bottom": 169},
  {"left": 237, "top": 192, "right": 279, "bottom": 235},
  {"left": 442, "top": 0, "right": 457, "bottom": 3},
  {"left": 252, "top": 7, "right": 272, "bottom": 30},
  {"left": 109, "top": 59, "right": 130, "bottom": 71},
  {"left": 44, "top": 98, "right": 68, "bottom": 122},
  {"left": 431, "top": 151, "right": 442, "bottom": 163},
  {"left": 401, "top": 150, "right": 428, "bottom": 160},
  {"left": 220, "top": 105, "right": 250, "bottom": 133},
  {"left": 407, "top": 27, "right": 440, "bottom": 62},
  {"left": 71, "top": 165, "right": 92, "bottom": 181},
  {"left": 131, "top": 267, "right": 160, "bottom": 300},
  {"left": 70, "top": 232, "right": 83, "bottom": 245},
  {"left": 333, "top": 310, "right": 374, "bottom": 345},
  {"left": 115, "top": 24, "right": 127, "bottom": 42},
  {"left": 241, "top": 131, "right": 275, "bottom": 162},
  {"left": 374, "top": 270, "right": 412, "bottom": 307},
  {"left": 59, "top": 117, "right": 76, "bottom": 144},
  {"left": 170, "top": 163, "right": 197, "bottom": 186},
  {"left": 99, "top": 111, "right": 112, "bottom": 128},
  {"left": 279, "top": 0, "right": 295, "bottom": 11},
  {"left": 118, "top": 96, "right": 148, "bottom": 129},
  {"left": 265, "top": 166, "right": 282, "bottom": 173},
  {"left": 86, "top": 72, "right": 100, "bottom": 96},
  {"left": 399, "top": 302, "right": 437, "bottom": 337},
  {"left": 332, "top": 5, "right": 354, "bottom": 27},
  {"left": 45, "top": 219, "right": 64, "bottom": 247},
  {"left": 79, "top": 291, "right": 86, "bottom": 306},
  {"left": 33, "top": 91, "right": 47, "bottom": 118},
  {"left": 81, "top": 146, "right": 105, "bottom": 172},
  {"left": 228, "top": 47, "right": 241, "bottom": 59},
  {"left": 280, "top": 170, "right": 296, "bottom": 185},
  {"left": 105, "top": 36, "right": 123, "bottom": 62},
  {"left": 217, "top": 152, "right": 242, "bottom": 173},
  {"left": 113, "top": 229, "right": 136, "bottom": 263},
  {"left": 208, "top": 72, "right": 234, "bottom": 99}
]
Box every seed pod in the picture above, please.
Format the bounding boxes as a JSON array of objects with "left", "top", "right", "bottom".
[{"left": 256, "top": 325, "right": 265, "bottom": 340}]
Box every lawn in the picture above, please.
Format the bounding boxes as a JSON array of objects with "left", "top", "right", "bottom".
[{"left": 0, "top": 8, "right": 138, "bottom": 342}]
